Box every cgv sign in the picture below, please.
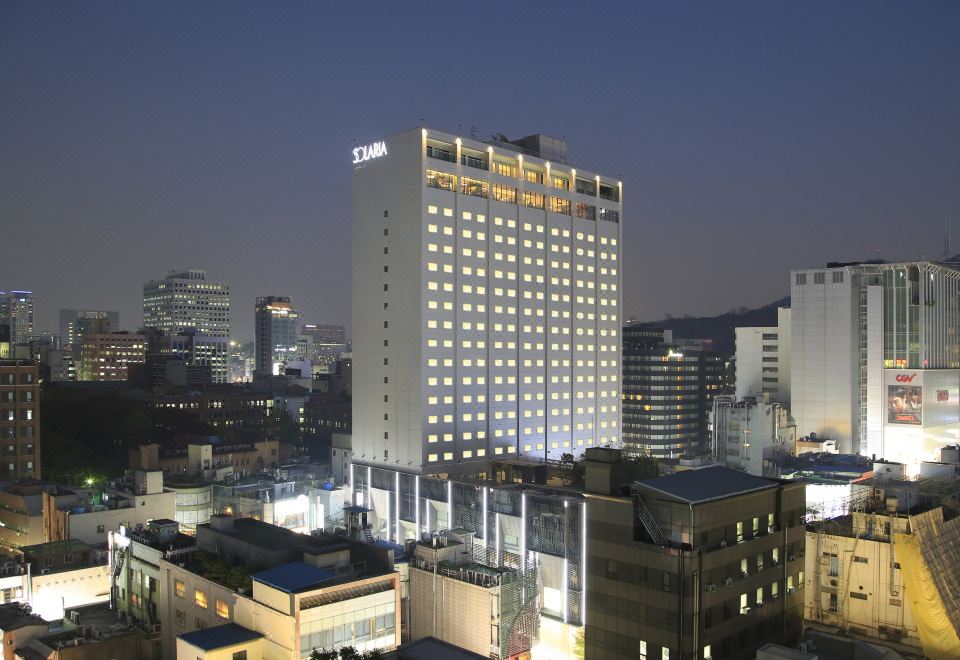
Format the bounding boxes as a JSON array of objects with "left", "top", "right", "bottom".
[
  {"left": 894, "top": 374, "right": 917, "bottom": 383},
  {"left": 353, "top": 141, "right": 388, "bottom": 164}
]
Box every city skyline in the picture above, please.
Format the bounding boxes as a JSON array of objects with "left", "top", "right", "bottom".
[{"left": 3, "top": 2, "right": 960, "bottom": 339}]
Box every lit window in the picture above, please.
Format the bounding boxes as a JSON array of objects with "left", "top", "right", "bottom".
[{"left": 195, "top": 590, "right": 208, "bottom": 609}]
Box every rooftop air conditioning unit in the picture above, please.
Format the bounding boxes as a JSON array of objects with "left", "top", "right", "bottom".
[
  {"left": 723, "top": 577, "right": 734, "bottom": 586},
  {"left": 705, "top": 584, "right": 717, "bottom": 592},
  {"left": 719, "top": 539, "right": 727, "bottom": 548},
  {"left": 787, "top": 554, "right": 796, "bottom": 562}
]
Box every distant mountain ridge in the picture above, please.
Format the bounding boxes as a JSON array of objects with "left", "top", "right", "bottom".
[{"left": 638, "top": 296, "right": 790, "bottom": 358}]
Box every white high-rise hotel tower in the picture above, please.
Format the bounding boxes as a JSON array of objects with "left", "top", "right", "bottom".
[{"left": 353, "top": 128, "right": 622, "bottom": 473}]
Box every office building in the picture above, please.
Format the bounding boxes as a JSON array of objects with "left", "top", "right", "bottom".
[
  {"left": 143, "top": 270, "right": 231, "bottom": 383},
  {"left": 301, "top": 323, "right": 350, "bottom": 372},
  {"left": 58, "top": 309, "right": 119, "bottom": 359},
  {"left": 352, "top": 127, "right": 622, "bottom": 472},
  {"left": 78, "top": 331, "right": 146, "bottom": 381},
  {"left": 146, "top": 389, "right": 275, "bottom": 429},
  {"left": 622, "top": 323, "right": 724, "bottom": 458},
  {"left": 0, "top": 291, "right": 33, "bottom": 345},
  {"left": 0, "top": 360, "right": 41, "bottom": 480},
  {"left": 227, "top": 339, "right": 254, "bottom": 383},
  {"left": 735, "top": 307, "right": 791, "bottom": 405},
  {"left": 791, "top": 260, "right": 960, "bottom": 469},
  {"left": 711, "top": 395, "right": 796, "bottom": 477},
  {"left": 255, "top": 296, "right": 301, "bottom": 377},
  {"left": 584, "top": 458, "right": 807, "bottom": 660}
]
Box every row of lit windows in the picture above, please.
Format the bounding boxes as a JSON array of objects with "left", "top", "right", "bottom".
[
  {"left": 426, "top": 172, "right": 620, "bottom": 214},
  {"left": 427, "top": 404, "right": 616, "bottom": 416},
  {"left": 428, "top": 210, "right": 620, "bottom": 248},
  {"left": 426, "top": 293, "right": 616, "bottom": 308}
]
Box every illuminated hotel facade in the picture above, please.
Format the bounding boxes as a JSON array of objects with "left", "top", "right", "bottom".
[
  {"left": 348, "top": 127, "right": 622, "bottom": 655},
  {"left": 791, "top": 260, "right": 960, "bottom": 471},
  {"left": 352, "top": 127, "right": 622, "bottom": 474}
]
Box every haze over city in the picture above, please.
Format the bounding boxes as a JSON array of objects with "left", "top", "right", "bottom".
[{"left": 3, "top": 1, "right": 959, "bottom": 340}]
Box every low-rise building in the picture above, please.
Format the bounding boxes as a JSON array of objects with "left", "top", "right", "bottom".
[
  {"left": 108, "top": 518, "right": 197, "bottom": 646},
  {"left": 161, "top": 516, "right": 399, "bottom": 659},
  {"left": 804, "top": 495, "right": 960, "bottom": 658},
  {"left": 0, "top": 602, "right": 47, "bottom": 660},
  {"left": 21, "top": 540, "right": 109, "bottom": 621},
  {"left": 130, "top": 437, "right": 280, "bottom": 478},
  {"left": 584, "top": 455, "right": 807, "bottom": 660},
  {"left": 712, "top": 395, "right": 796, "bottom": 477},
  {"left": 16, "top": 602, "right": 155, "bottom": 660},
  {"left": 43, "top": 471, "right": 175, "bottom": 546},
  {"left": 408, "top": 529, "right": 538, "bottom": 659}
]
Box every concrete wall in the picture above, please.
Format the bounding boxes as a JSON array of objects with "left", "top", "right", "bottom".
[
  {"left": 409, "top": 567, "right": 494, "bottom": 657},
  {"left": 30, "top": 565, "right": 110, "bottom": 621},
  {"left": 64, "top": 491, "right": 176, "bottom": 546}
]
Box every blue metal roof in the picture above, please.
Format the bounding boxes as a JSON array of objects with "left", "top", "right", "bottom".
[
  {"left": 252, "top": 561, "right": 336, "bottom": 593},
  {"left": 635, "top": 465, "right": 778, "bottom": 504},
  {"left": 179, "top": 623, "right": 263, "bottom": 651}
]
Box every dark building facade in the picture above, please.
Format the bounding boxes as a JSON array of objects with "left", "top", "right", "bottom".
[
  {"left": 622, "top": 323, "right": 723, "bottom": 458},
  {"left": 0, "top": 360, "right": 41, "bottom": 479},
  {"left": 585, "top": 460, "right": 806, "bottom": 660}
]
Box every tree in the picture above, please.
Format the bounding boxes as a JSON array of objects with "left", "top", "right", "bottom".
[
  {"left": 572, "top": 627, "right": 585, "bottom": 659},
  {"left": 338, "top": 647, "right": 361, "bottom": 660},
  {"left": 309, "top": 650, "right": 338, "bottom": 660},
  {"left": 634, "top": 455, "right": 659, "bottom": 479}
]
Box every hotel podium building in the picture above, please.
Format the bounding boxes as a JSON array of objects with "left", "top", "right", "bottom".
[{"left": 352, "top": 127, "right": 622, "bottom": 474}]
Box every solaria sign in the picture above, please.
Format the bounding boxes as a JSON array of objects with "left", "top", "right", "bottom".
[{"left": 353, "top": 141, "right": 388, "bottom": 165}]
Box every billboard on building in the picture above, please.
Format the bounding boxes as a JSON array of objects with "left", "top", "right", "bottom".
[{"left": 887, "top": 385, "right": 922, "bottom": 425}]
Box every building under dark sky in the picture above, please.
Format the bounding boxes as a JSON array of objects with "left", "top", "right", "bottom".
[
  {"left": 622, "top": 323, "right": 724, "bottom": 458},
  {"left": 2, "top": 2, "right": 959, "bottom": 339}
]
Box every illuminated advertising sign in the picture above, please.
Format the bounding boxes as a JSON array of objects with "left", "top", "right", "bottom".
[{"left": 887, "top": 384, "right": 922, "bottom": 425}]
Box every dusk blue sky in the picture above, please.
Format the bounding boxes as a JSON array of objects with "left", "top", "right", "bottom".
[{"left": 2, "top": 1, "right": 959, "bottom": 340}]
